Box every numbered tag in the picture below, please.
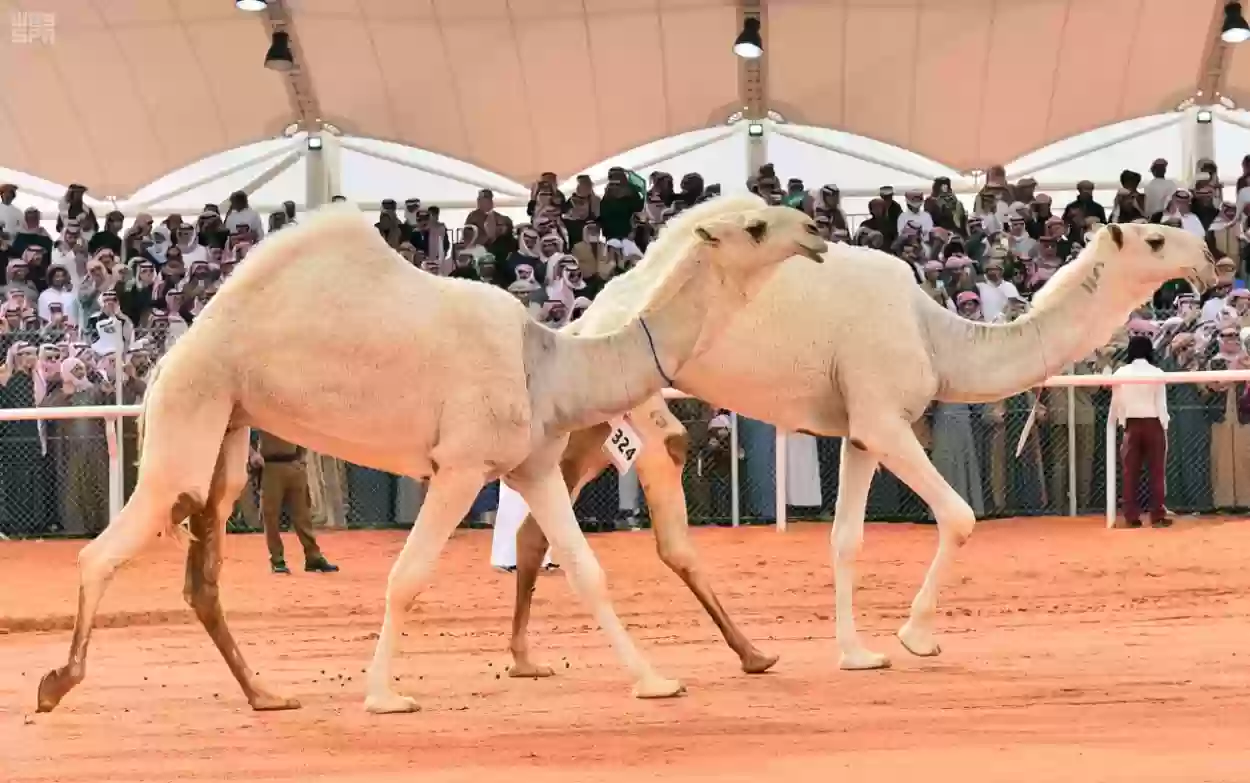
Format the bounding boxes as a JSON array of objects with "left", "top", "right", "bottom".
[{"left": 603, "top": 416, "right": 643, "bottom": 473}]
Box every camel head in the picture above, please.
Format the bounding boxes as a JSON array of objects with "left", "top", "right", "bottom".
[
  {"left": 1095, "top": 222, "right": 1217, "bottom": 298},
  {"left": 1032, "top": 222, "right": 1217, "bottom": 315},
  {"left": 692, "top": 203, "right": 828, "bottom": 295}
]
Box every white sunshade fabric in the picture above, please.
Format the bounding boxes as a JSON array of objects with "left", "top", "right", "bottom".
[{"left": 0, "top": 0, "right": 1238, "bottom": 201}]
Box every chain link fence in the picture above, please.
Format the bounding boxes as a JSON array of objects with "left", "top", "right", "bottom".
[{"left": 4, "top": 361, "right": 1250, "bottom": 537}]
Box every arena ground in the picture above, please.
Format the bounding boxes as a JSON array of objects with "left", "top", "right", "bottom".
[{"left": 2, "top": 517, "right": 1250, "bottom": 782}]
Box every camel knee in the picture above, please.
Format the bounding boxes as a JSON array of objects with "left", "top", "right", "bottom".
[
  {"left": 563, "top": 547, "right": 609, "bottom": 600},
  {"left": 664, "top": 431, "right": 689, "bottom": 468},
  {"left": 184, "top": 581, "right": 221, "bottom": 623},
  {"left": 832, "top": 519, "right": 865, "bottom": 562},
  {"left": 517, "top": 516, "right": 549, "bottom": 554},
  {"left": 938, "top": 501, "right": 976, "bottom": 548},
  {"left": 655, "top": 534, "right": 698, "bottom": 580}
]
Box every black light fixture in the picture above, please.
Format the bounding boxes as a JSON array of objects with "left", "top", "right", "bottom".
[
  {"left": 236, "top": 0, "right": 267, "bottom": 11},
  {"left": 264, "top": 30, "right": 294, "bottom": 71},
  {"left": 733, "top": 17, "right": 762, "bottom": 59},
  {"left": 1223, "top": 2, "right": 1250, "bottom": 44}
]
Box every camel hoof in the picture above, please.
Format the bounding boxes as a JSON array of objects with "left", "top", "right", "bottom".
[
  {"left": 364, "top": 693, "right": 421, "bottom": 714},
  {"left": 508, "top": 662, "right": 555, "bottom": 679},
  {"left": 632, "top": 677, "right": 686, "bottom": 699},
  {"left": 740, "top": 651, "right": 780, "bottom": 674},
  {"left": 249, "top": 693, "right": 302, "bottom": 711},
  {"left": 897, "top": 623, "right": 942, "bottom": 658},
  {"left": 35, "top": 668, "right": 73, "bottom": 713},
  {"left": 838, "top": 649, "right": 892, "bottom": 671}
]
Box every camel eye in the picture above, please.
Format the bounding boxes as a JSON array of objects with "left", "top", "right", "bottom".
[
  {"left": 1146, "top": 235, "right": 1165, "bottom": 252},
  {"left": 745, "top": 220, "right": 768, "bottom": 242}
]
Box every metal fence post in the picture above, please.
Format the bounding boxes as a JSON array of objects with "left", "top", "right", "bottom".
[
  {"left": 730, "top": 412, "right": 740, "bottom": 528},
  {"left": 111, "top": 347, "right": 126, "bottom": 520},
  {"left": 1104, "top": 411, "right": 1116, "bottom": 529},
  {"left": 1067, "top": 386, "right": 1077, "bottom": 517},
  {"left": 775, "top": 427, "right": 787, "bottom": 532}
]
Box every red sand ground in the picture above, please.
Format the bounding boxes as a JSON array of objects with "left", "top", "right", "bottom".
[{"left": 3, "top": 517, "right": 1250, "bottom": 782}]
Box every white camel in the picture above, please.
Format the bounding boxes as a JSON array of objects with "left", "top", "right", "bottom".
[
  {"left": 505, "top": 222, "right": 1216, "bottom": 677},
  {"left": 35, "top": 195, "right": 827, "bottom": 715}
]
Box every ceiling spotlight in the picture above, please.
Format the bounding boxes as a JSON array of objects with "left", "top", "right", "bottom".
[
  {"left": 236, "top": 0, "right": 267, "bottom": 11},
  {"left": 1223, "top": 2, "right": 1250, "bottom": 43},
  {"left": 307, "top": 135, "right": 324, "bottom": 150},
  {"left": 747, "top": 122, "right": 764, "bottom": 138},
  {"left": 733, "top": 17, "right": 762, "bottom": 59},
  {"left": 1197, "top": 109, "right": 1214, "bottom": 124},
  {"left": 264, "top": 30, "right": 294, "bottom": 71}
]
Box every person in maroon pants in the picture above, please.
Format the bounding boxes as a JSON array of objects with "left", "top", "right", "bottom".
[{"left": 1111, "top": 335, "right": 1172, "bottom": 529}]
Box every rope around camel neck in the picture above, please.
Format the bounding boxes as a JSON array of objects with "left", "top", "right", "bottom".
[{"left": 639, "top": 317, "right": 674, "bottom": 387}]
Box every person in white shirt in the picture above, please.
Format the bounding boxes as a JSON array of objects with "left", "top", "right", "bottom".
[
  {"left": 1199, "top": 258, "right": 1239, "bottom": 322},
  {"left": 50, "top": 223, "right": 88, "bottom": 289},
  {"left": 1160, "top": 190, "right": 1206, "bottom": 238},
  {"left": 489, "top": 481, "right": 555, "bottom": 573},
  {"left": 224, "top": 191, "right": 265, "bottom": 241},
  {"left": 1144, "top": 158, "right": 1178, "bottom": 217},
  {"left": 0, "top": 183, "right": 21, "bottom": 235},
  {"left": 976, "top": 259, "right": 1019, "bottom": 322},
  {"left": 1110, "top": 336, "right": 1171, "bottom": 528},
  {"left": 897, "top": 189, "right": 934, "bottom": 239},
  {"left": 38, "top": 265, "right": 79, "bottom": 325},
  {"left": 605, "top": 236, "right": 642, "bottom": 261}
]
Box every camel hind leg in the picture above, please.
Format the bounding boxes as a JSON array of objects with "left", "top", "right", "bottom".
[
  {"left": 365, "top": 468, "right": 485, "bottom": 714},
  {"left": 639, "top": 426, "right": 777, "bottom": 673},
  {"left": 36, "top": 377, "right": 233, "bottom": 713},
  {"left": 183, "top": 427, "right": 299, "bottom": 711}
]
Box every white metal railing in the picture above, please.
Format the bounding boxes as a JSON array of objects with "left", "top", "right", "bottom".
[
  {"left": 3, "top": 370, "right": 1248, "bottom": 538},
  {"left": 771, "top": 369, "right": 1250, "bottom": 532}
]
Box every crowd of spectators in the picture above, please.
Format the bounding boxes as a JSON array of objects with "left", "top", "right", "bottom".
[{"left": 3, "top": 150, "right": 1250, "bottom": 537}]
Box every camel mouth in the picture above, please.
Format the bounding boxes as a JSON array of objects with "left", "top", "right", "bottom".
[
  {"left": 796, "top": 244, "right": 825, "bottom": 263},
  {"left": 1187, "top": 266, "right": 1216, "bottom": 294}
]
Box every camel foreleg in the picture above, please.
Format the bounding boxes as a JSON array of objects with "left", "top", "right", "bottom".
[
  {"left": 829, "top": 438, "right": 891, "bottom": 670},
  {"left": 510, "top": 424, "right": 610, "bottom": 678},
  {"left": 37, "top": 491, "right": 203, "bottom": 713},
  {"left": 509, "top": 457, "right": 684, "bottom": 700},
  {"left": 846, "top": 421, "right": 975, "bottom": 661}
]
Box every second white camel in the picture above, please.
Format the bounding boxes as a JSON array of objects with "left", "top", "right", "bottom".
[{"left": 505, "top": 222, "right": 1216, "bottom": 676}]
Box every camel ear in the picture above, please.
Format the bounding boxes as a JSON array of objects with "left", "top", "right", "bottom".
[
  {"left": 745, "top": 219, "right": 768, "bottom": 243},
  {"left": 695, "top": 226, "right": 719, "bottom": 245},
  {"left": 1107, "top": 223, "right": 1124, "bottom": 249},
  {"left": 1144, "top": 231, "right": 1165, "bottom": 252}
]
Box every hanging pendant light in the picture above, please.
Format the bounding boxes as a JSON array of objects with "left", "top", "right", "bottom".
[
  {"left": 1222, "top": 2, "right": 1250, "bottom": 44},
  {"left": 733, "top": 17, "right": 763, "bottom": 59},
  {"left": 265, "top": 30, "right": 294, "bottom": 71}
]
